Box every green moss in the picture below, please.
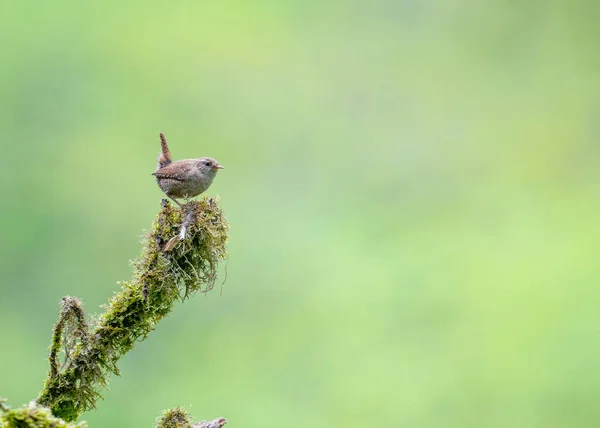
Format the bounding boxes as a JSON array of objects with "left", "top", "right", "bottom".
[
  {"left": 48, "top": 297, "right": 88, "bottom": 381},
  {"left": 0, "top": 402, "right": 86, "bottom": 428},
  {"left": 154, "top": 408, "right": 227, "bottom": 428},
  {"left": 36, "top": 198, "right": 229, "bottom": 422},
  {"left": 156, "top": 408, "right": 192, "bottom": 428}
]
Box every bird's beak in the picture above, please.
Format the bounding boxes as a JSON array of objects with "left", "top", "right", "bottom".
[{"left": 214, "top": 165, "right": 224, "bottom": 169}]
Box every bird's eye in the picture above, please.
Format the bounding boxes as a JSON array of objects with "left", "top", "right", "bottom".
[{"left": 205, "top": 161, "right": 212, "bottom": 167}]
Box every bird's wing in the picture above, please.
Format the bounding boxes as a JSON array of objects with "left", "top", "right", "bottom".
[{"left": 152, "top": 161, "right": 193, "bottom": 181}]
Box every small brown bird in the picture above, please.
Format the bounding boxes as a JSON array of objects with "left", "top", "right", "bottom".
[{"left": 152, "top": 133, "right": 224, "bottom": 207}]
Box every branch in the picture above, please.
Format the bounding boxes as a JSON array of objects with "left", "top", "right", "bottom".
[{"left": 35, "top": 198, "right": 229, "bottom": 422}]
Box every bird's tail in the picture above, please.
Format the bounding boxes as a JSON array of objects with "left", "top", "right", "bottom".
[{"left": 156, "top": 132, "right": 173, "bottom": 170}]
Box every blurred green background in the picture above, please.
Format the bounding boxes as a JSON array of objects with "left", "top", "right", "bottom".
[{"left": 1, "top": 1, "right": 599, "bottom": 427}]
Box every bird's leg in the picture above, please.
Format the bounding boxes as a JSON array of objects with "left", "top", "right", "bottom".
[{"left": 167, "top": 195, "right": 183, "bottom": 208}]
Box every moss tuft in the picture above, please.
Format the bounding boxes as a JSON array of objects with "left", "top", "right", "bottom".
[
  {"left": 156, "top": 407, "right": 192, "bottom": 428},
  {"left": 155, "top": 408, "right": 227, "bottom": 428},
  {"left": 0, "top": 401, "right": 86, "bottom": 428},
  {"left": 36, "top": 198, "right": 229, "bottom": 421}
]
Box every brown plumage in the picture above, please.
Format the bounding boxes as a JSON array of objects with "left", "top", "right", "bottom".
[
  {"left": 152, "top": 133, "right": 223, "bottom": 208},
  {"left": 157, "top": 132, "right": 173, "bottom": 169}
]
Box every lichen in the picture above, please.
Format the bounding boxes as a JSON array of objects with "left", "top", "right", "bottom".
[{"left": 35, "top": 198, "right": 229, "bottom": 422}]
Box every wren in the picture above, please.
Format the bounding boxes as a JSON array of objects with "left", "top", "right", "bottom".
[{"left": 152, "top": 133, "right": 224, "bottom": 207}]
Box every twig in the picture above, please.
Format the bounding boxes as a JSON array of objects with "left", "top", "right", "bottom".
[
  {"left": 193, "top": 417, "right": 227, "bottom": 428},
  {"left": 48, "top": 297, "right": 88, "bottom": 380}
]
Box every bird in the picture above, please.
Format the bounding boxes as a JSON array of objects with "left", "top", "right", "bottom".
[{"left": 152, "top": 133, "right": 224, "bottom": 208}]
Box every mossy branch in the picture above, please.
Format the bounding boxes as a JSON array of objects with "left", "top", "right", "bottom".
[
  {"left": 0, "top": 402, "right": 226, "bottom": 428},
  {"left": 32, "top": 198, "right": 229, "bottom": 423},
  {"left": 0, "top": 402, "right": 86, "bottom": 428}
]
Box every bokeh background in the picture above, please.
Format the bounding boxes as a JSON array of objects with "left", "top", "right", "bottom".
[{"left": 1, "top": 1, "right": 599, "bottom": 427}]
